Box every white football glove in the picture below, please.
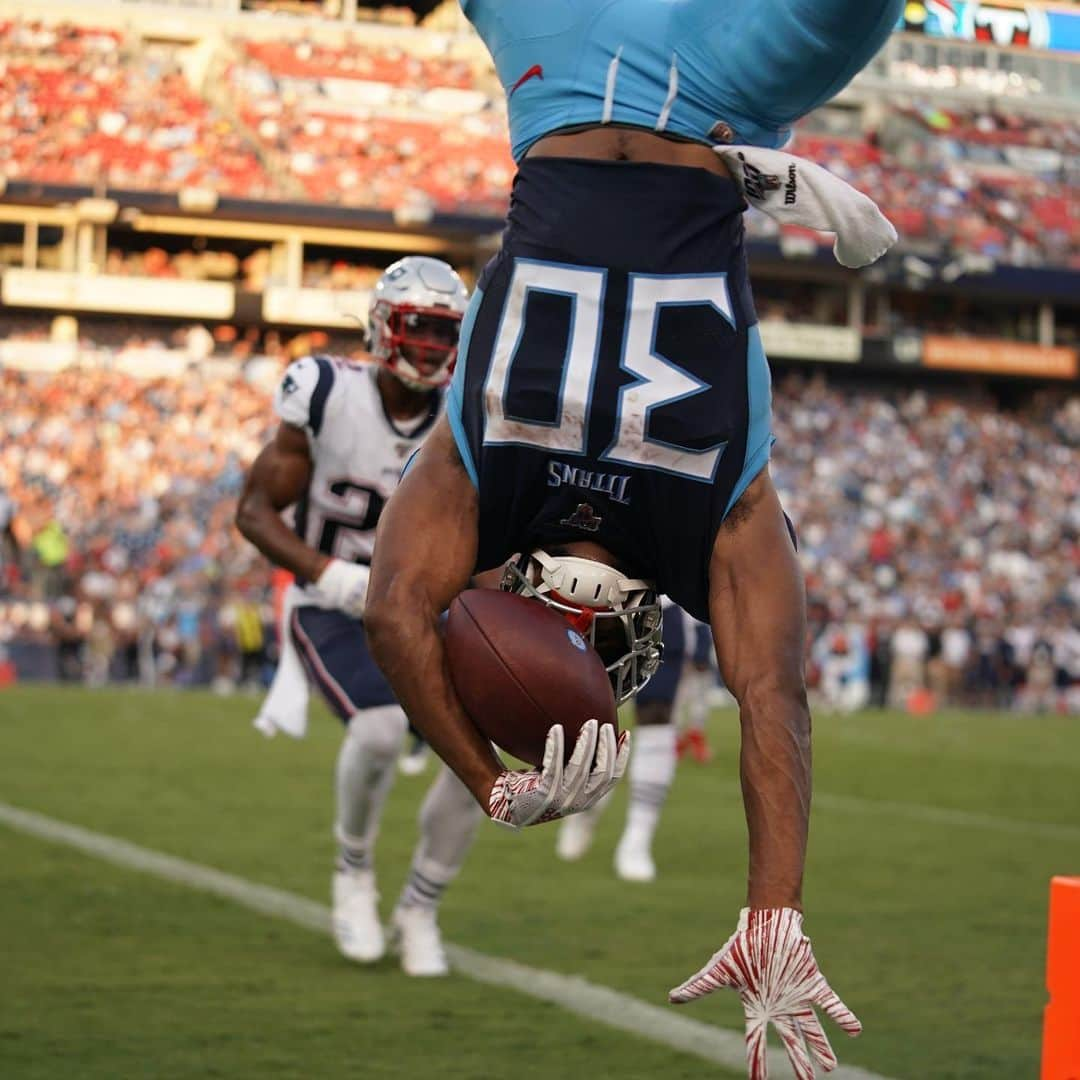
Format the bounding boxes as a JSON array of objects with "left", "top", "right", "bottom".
[
  {"left": 313, "top": 559, "right": 370, "bottom": 618},
  {"left": 669, "top": 907, "right": 861, "bottom": 1080},
  {"left": 487, "top": 719, "right": 630, "bottom": 828}
]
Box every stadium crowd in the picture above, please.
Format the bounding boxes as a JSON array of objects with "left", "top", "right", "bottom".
[
  {"left": 0, "top": 19, "right": 1076, "bottom": 263},
  {"left": 0, "top": 354, "right": 1075, "bottom": 713},
  {"left": 0, "top": 20, "right": 274, "bottom": 198}
]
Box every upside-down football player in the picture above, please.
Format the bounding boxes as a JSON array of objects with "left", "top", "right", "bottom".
[
  {"left": 365, "top": 3, "right": 903, "bottom": 1076},
  {"left": 237, "top": 257, "right": 482, "bottom": 977}
]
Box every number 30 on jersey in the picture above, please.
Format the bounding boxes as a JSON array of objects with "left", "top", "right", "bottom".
[{"left": 481, "top": 259, "right": 735, "bottom": 482}]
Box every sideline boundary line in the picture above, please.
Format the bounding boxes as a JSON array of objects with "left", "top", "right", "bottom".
[{"left": 0, "top": 800, "right": 895, "bottom": 1080}]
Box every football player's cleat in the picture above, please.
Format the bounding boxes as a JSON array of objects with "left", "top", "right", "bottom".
[
  {"left": 331, "top": 868, "right": 385, "bottom": 963},
  {"left": 390, "top": 905, "right": 450, "bottom": 977},
  {"left": 555, "top": 806, "right": 599, "bottom": 861},
  {"left": 614, "top": 833, "right": 656, "bottom": 882},
  {"left": 677, "top": 728, "right": 713, "bottom": 764},
  {"left": 398, "top": 737, "right": 431, "bottom": 777}
]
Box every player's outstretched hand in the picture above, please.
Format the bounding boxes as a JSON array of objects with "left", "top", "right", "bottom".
[
  {"left": 487, "top": 719, "right": 630, "bottom": 828},
  {"left": 669, "top": 908, "right": 861, "bottom": 1080}
]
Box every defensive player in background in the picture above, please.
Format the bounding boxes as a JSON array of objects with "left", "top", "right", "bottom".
[
  {"left": 236, "top": 257, "right": 481, "bottom": 977},
  {"left": 556, "top": 601, "right": 712, "bottom": 882},
  {"left": 365, "top": 3, "right": 903, "bottom": 1076}
]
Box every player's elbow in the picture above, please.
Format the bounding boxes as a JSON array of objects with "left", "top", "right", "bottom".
[
  {"left": 234, "top": 492, "right": 262, "bottom": 545},
  {"left": 364, "top": 574, "right": 426, "bottom": 661},
  {"left": 739, "top": 671, "right": 810, "bottom": 731}
]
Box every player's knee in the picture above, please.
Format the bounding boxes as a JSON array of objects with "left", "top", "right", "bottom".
[{"left": 344, "top": 704, "right": 407, "bottom": 762}]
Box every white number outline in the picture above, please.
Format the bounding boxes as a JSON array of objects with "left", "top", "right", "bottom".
[
  {"left": 481, "top": 263, "right": 739, "bottom": 483},
  {"left": 603, "top": 272, "right": 735, "bottom": 482},
  {"left": 482, "top": 259, "right": 607, "bottom": 457}
]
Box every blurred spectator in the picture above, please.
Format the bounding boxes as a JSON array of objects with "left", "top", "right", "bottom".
[
  {"left": 889, "top": 617, "right": 929, "bottom": 707},
  {"left": 0, "top": 484, "right": 19, "bottom": 595},
  {"left": 0, "top": 346, "right": 1074, "bottom": 712},
  {"left": 780, "top": 372, "right": 1078, "bottom": 714},
  {"left": 0, "top": 21, "right": 273, "bottom": 197}
]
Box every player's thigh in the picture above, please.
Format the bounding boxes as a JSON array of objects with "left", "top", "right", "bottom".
[
  {"left": 290, "top": 606, "right": 396, "bottom": 722},
  {"left": 707, "top": 468, "right": 806, "bottom": 703},
  {"left": 368, "top": 415, "right": 478, "bottom": 615}
]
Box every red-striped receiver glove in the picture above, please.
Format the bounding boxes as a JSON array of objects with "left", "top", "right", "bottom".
[
  {"left": 669, "top": 908, "right": 861, "bottom": 1080},
  {"left": 487, "top": 719, "right": 630, "bottom": 828}
]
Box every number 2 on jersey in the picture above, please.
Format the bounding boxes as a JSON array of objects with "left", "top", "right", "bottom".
[{"left": 482, "top": 259, "right": 735, "bottom": 482}]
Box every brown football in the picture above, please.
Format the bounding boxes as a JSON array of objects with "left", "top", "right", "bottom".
[{"left": 445, "top": 589, "right": 618, "bottom": 766}]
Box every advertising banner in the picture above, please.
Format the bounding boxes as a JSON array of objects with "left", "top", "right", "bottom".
[{"left": 922, "top": 335, "right": 1078, "bottom": 378}]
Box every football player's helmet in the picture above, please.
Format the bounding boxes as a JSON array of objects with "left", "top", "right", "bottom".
[
  {"left": 500, "top": 549, "right": 663, "bottom": 705},
  {"left": 368, "top": 256, "right": 468, "bottom": 391}
]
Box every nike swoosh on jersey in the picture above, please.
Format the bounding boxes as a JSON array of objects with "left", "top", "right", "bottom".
[{"left": 508, "top": 64, "right": 543, "bottom": 97}]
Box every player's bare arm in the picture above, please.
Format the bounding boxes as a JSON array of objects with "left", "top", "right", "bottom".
[
  {"left": 709, "top": 467, "right": 810, "bottom": 912},
  {"left": 365, "top": 416, "right": 505, "bottom": 805},
  {"left": 669, "top": 468, "right": 860, "bottom": 1079},
  {"left": 366, "top": 419, "right": 628, "bottom": 825},
  {"left": 235, "top": 423, "right": 329, "bottom": 583}
]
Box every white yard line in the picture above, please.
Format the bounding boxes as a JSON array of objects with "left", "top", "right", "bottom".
[{"left": 0, "top": 800, "right": 896, "bottom": 1080}]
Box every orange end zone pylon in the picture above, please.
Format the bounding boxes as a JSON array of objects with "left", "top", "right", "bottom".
[{"left": 1043, "top": 876, "right": 1080, "bottom": 1080}]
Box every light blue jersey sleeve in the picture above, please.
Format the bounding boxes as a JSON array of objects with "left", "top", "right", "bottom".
[{"left": 461, "top": 0, "right": 903, "bottom": 159}]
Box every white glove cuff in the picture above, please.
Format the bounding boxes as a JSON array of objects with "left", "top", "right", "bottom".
[{"left": 315, "top": 559, "right": 370, "bottom": 615}]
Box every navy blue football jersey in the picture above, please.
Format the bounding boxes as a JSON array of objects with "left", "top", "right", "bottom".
[{"left": 447, "top": 159, "right": 769, "bottom": 621}]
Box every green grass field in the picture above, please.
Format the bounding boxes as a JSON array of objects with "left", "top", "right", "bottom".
[{"left": 1, "top": 686, "right": 1077, "bottom": 1079}]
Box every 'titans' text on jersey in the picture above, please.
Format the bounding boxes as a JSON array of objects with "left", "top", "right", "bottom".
[{"left": 274, "top": 356, "right": 441, "bottom": 579}]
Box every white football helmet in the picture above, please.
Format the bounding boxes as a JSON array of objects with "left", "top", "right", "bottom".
[
  {"left": 368, "top": 256, "right": 469, "bottom": 391},
  {"left": 500, "top": 549, "right": 664, "bottom": 705}
]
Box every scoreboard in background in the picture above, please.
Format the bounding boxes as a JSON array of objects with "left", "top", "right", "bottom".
[{"left": 897, "top": 0, "right": 1080, "bottom": 52}]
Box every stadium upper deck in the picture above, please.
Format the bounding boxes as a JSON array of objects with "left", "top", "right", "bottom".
[
  {"left": 0, "top": 2, "right": 1075, "bottom": 261},
  {"left": 0, "top": 1, "right": 1076, "bottom": 381}
]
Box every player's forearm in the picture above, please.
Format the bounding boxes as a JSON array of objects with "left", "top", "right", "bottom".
[
  {"left": 738, "top": 686, "right": 811, "bottom": 911},
  {"left": 235, "top": 501, "right": 329, "bottom": 583},
  {"left": 366, "top": 598, "right": 503, "bottom": 806}
]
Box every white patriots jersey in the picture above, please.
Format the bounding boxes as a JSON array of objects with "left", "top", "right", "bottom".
[{"left": 274, "top": 355, "right": 441, "bottom": 574}]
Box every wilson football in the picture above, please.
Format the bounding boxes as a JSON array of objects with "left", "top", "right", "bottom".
[{"left": 445, "top": 589, "right": 618, "bottom": 766}]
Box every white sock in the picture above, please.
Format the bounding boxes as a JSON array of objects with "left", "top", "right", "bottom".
[
  {"left": 398, "top": 766, "right": 482, "bottom": 911},
  {"left": 622, "top": 724, "right": 677, "bottom": 848},
  {"left": 334, "top": 704, "right": 407, "bottom": 872}
]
